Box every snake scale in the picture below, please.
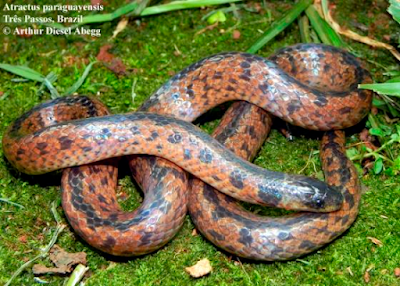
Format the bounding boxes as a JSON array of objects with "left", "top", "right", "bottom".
[{"left": 2, "top": 44, "right": 372, "bottom": 260}]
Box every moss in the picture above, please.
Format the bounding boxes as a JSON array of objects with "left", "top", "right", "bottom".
[{"left": 0, "top": 0, "right": 399, "bottom": 285}]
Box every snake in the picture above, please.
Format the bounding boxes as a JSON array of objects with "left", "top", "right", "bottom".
[{"left": 2, "top": 44, "right": 372, "bottom": 260}]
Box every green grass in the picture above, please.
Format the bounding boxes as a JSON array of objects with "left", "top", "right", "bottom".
[{"left": 1, "top": 1, "right": 400, "bottom": 285}]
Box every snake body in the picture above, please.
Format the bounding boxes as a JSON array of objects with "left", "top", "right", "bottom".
[
  {"left": 2, "top": 44, "right": 372, "bottom": 259},
  {"left": 189, "top": 102, "right": 360, "bottom": 260}
]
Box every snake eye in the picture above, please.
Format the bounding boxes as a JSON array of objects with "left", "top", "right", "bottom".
[{"left": 315, "top": 198, "right": 324, "bottom": 209}]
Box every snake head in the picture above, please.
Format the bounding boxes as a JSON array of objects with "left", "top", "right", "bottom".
[
  {"left": 299, "top": 178, "right": 344, "bottom": 212},
  {"left": 257, "top": 173, "right": 344, "bottom": 212}
]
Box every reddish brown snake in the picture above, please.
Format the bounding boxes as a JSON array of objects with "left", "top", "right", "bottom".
[{"left": 3, "top": 44, "right": 372, "bottom": 259}]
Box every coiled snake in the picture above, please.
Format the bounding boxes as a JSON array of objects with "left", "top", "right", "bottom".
[{"left": 2, "top": 44, "right": 372, "bottom": 260}]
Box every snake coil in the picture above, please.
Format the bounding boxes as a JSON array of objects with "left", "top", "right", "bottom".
[{"left": 3, "top": 44, "right": 372, "bottom": 260}]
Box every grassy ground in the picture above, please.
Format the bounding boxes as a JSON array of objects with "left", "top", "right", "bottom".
[{"left": 0, "top": 0, "right": 400, "bottom": 285}]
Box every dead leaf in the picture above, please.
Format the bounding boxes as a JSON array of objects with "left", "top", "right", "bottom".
[
  {"left": 96, "top": 45, "right": 127, "bottom": 75},
  {"left": 108, "top": 59, "right": 127, "bottom": 75},
  {"left": 50, "top": 245, "right": 86, "bottom": 268},
  {"left": 185, "top": 259, "right": 212, "bottom": 278},
  {"left": 33, "top": 264, "right": 70, "bottom": 275},
  {"left": 97, "top": 44, "right": 115, "bottom": 62},
  {"left": 33, "top": 245, "right": 87, "bottom": 275},
  {"left": 91, "top": 0, "right": 102, "bottom": 5},
  {"left": 367, "top": 237, "right": 383, "bottom": 247},
  {"left": 112, "top": 18, "right": 129, "bottom": 39},
  {"left": 191, "top": 229, "right": 198, "bottom": 236}
]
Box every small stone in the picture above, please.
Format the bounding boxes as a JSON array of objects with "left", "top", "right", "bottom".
[
  {"left": 364, "top": 271, "right": 370, "bottom": 283},
  {"left": 394, "top": 267, "right": 400, "bottom": 277},
  {"left": 232, "top": 30, "right": 241, "bottom": 40}
]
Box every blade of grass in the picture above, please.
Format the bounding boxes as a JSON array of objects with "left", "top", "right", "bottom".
[
  {"left": 387, "top": 102, "right": 400, "bottom": 117},
  {"left": 42, "top": 72, "right": 60, "bottom": 99},
  {"left": 0, "top": 64, "right": 60, "bottom": 100},
  {"left": 79, "top": 2, "right": 138, "bottom": 25},
  {"left": 305, "top": 5, "right": 332, "bottom": 45},
  {"left": 298, "top": 15, "right": 312, "bottom": 43},
  {"left": 310, "top": 28, "right": 322, "bottom": 43},
  {"left": 386, "top": 76, "right": 400, "bottom": 83},
  {"left": 319, "top": 0, "right": 400, "bottom": 61},
  {"left": 0, "top": 64, "right": 45, "bottom": 82},
  {"left": 0, "top": 90, "right": 10, "bottom": 101},
  {"left": 0, "top": 198, "right": 24, "bottom": 209},
  {"left": 388, "top": 0, "right": 400, "bottom": 24},
  {"left": 140, "top": 0, "right": 241, "bottom": 16},
  {"left": 320, "top": 0, "right": 346, "bottom": 47},
  {"left": 37, "top": 72, "right": 57, "bottom": 97},
  {"left": 201, "top": 4, "right": 243, "bottom": 21},
  {"left": 46, "top": 0, "right": 241, "bottom": 30},
  {"left": 63, "top": 61, "right": 97, "bottom": 96},
  {"left": 305, "top": 5, "right": 345, "bottom": 47},
  {"left": 10, "top": 79, "right": 30, "bottom": 83},
  {"left": 359, "top": 82, "right": 400, "bottom": 97},
  {"left": 65, "top": 264, "right": 89, "bottom": 286},
  {"left": 246, "top": 0, "right": 312, "bottom": 54},
  {"left": 127, "top": 0, "right": 151, "bottom": 17},
  {"left": 45, "top": 1, "right": 147, "bottom": 29}
]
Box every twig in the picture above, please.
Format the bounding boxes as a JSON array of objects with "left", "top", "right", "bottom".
[
  {"left": 298, "top": 15, "right": 312, "bottom": 43},
  {"left": 195, "top": 22, "right": 219, "bottom": 36}
]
